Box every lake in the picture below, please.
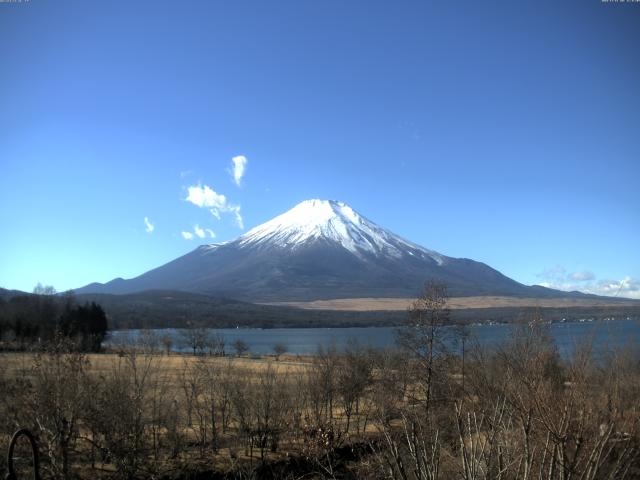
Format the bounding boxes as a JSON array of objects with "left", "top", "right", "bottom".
[{"left": 108, "top": 318, "right": 639, "bottom": 358}]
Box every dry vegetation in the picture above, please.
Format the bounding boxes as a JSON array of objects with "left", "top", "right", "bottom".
[
  {"left": 1, "top": 284, "right": 639, "bottom": 479},
  {"left": 265, "top": 296, "right": 640, "bottom": 312}
]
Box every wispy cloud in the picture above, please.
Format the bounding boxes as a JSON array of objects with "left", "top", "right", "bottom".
[
  {"left": 229, "top": 155, "right": 247, "bottom": 187},
  {"left": 569, "top": 270, "right": 595, "bottom": 282},
  {"left": 194, "top": 224, "right": 205, "bottom": 239},
  {"left": 233, "top": 207, "right": 244, "bottom": 229},
  {"left": 536, "top": 266, "right": 640, "bottom": 299},
  {"left": 593, "top": 277, "right": 640, "bottom": 298},
  {"left": 184, "top": 225, "right": 216, "bottom": 240},
  {"left": 185, "top": 184, "right": 243, "bottom": 229},
  {"left": 537, "top": 265, "right": 567, "bottom": 283},
  {"left": 180, "top": 169, "right": 192, "bottom": 179},
  {"left": 144, "top": 217, "right": 155, "bottom": 234}
]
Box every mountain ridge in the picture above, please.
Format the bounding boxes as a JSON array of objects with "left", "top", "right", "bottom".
[{"left": 74, "top": 200, "right": 616, "bottom": 302}]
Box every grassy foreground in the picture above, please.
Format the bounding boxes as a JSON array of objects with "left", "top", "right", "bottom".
[{"left": 1, "top": 319, "right": 639, "bottom": 479}]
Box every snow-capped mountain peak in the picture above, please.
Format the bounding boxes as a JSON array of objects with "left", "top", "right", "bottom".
[
  {"left": 75, "top": 198, "right": 561, "bottom": 301},
  {"left": 237, "top": 199, "right": 444, "bottom": 264}
]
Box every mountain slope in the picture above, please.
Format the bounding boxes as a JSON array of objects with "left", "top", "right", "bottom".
[{"left": 76, "top": 199, "right": 592, "bottom": 301}]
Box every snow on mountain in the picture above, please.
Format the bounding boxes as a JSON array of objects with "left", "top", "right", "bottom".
[
  {"left": 76, "top": 198, "right": 587, "bottom": 301},
  {"left": 237, "top": 199, "right": 445, "bottom": 264}
]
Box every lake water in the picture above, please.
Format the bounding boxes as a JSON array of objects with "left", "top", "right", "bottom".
[{"left": 108, "top": 319, "right": 639, "bottom": 358}]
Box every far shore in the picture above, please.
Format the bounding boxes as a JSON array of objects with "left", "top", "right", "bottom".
[{"left": 263, "top": 295, "right": 640, "bottom": 311}]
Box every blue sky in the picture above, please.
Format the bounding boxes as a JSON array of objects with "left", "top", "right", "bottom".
[{"left": 1, "top": 0, "right": 639, "bottom": 298}]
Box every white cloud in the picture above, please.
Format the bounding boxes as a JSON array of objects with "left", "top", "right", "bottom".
[
  {"left": 569, "top": 271, "right": 595, "bottom": 282},
  {"left": 591, "top": 276, "right": 640, "bottom": 298},
  {"left": 536, "top": 265, "right": 566, "bottom": 283},
  {"left": 232, "top": 206, "right": 243, "bottom": 229},
  {"left": 144, "top": 217, "right": 154, "bottom": 234},
  {"left": 184, "top": 225, "right": 216, "bottom": 240},
  {"left": 535, "top": 266, "right": 640, "bottom": 299},
  {"left": 185, "top": 183, "right": 244, "bottom": 229},
  {"left": 194, "top": 224, "right": 205, "bottom": 239},
  {"left": 230, "top": 155, "right": 247, "bottom": 186},
  {"left": 186, "top": 184, "right": 228, "bottom": 209},
  {"left": 180, "top": 170, "right": 192, "bottom": 178}
]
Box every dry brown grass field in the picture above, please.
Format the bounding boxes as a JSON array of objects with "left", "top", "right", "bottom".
[
  {"left": 1, "top": 314, "right": 639, "bottom": 479},
  {"left": 0, "top": 349, "right": 380, "bottom": 478},
  {"left": 265, "top": 296, "right": 640, "bottom": 311},
  {"left": 2, "top": 351, "right": 313, "bottom": 379}
]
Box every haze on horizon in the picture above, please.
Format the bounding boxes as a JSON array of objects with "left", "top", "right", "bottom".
[{"left": 0, "top": 0, "right": 639, "bottom": 299}]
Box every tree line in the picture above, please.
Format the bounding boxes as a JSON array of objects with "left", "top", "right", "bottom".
[{"left": 0, "top": 284, "right": 108, "bottom": 352}]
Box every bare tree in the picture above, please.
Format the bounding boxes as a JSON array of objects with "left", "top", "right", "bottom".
[
  {"left": 372, "top": 282, "right": 453, "bottom": 480},
  {"left": 160, "top": 334, "right": 173, "bottom": 355},
  {"left": 231, "top": 365, "right": 292, "bottom": 464},
  {"left": 336, "top": 339, "right": 372, "bottom": 435},
  {"left": 33, "top": 283, "right": 57, "bottom": 296},
  {"left": 273, "top": 342, "right": 287, "bottom": 361},
  {"left": 137, "top": 329, "right": 159, "bottom": 354},
  {"left": 397, "top": 280, "right": 451, "bottom": 416},
  {"left": 308, "top": 343, "right": 339, "bottom": 426},
  {"left": 30, "top": 344, "right": 88, "bottom": 479},
  {"left": 180, "top": 326, "right": 210, "bottom": 355},
  {"left": 206, "top": 331, "right": 226, "bottom": 356},
  {"left": 83, "top": 352, "right": 156, "bottom": 479},
  {"left": 233, "top": 339, "right": 249, "bottom": 357}
]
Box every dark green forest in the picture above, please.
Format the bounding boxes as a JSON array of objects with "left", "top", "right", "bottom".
[{"left": 0, "top": 292, "right": 108, "bottom": 352}]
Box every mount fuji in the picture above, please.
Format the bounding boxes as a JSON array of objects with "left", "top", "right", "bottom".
[{"left": 76, "top": 199, "right": 585, "bottom": 301}]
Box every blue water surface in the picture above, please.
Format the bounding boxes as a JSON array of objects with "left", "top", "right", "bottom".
[{"left": 107, "top": 319, "right": 639, "bottom": 359}]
